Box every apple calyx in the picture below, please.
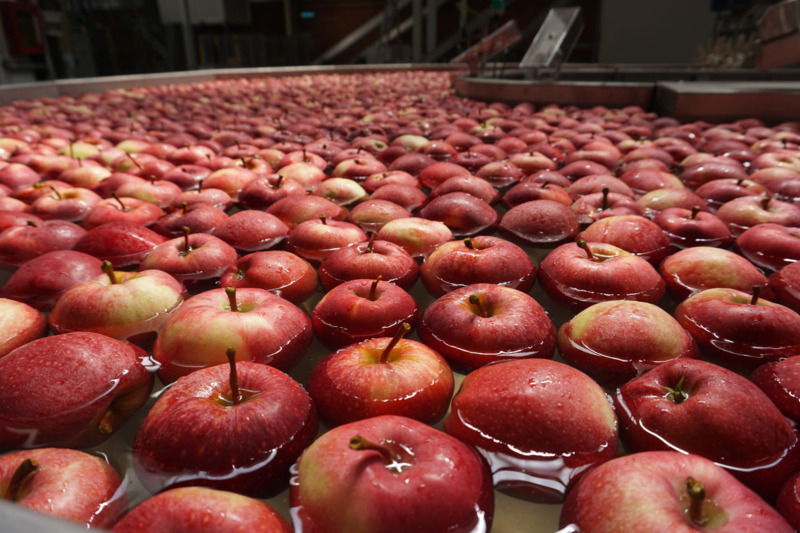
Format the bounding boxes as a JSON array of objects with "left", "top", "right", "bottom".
[
  {"left": 368, "top": 275, "right": 383, "bottom": 301},
  {"left": 663, "top": 376, "right": 689, "bottom": 404},
  {"left": 379, "top": 322, "right": 411, "bottom": 364},
  {"left": 468, "top": 294, "right": 490, "bottom": 318},
  {"left": 101, "top": 260, "right": 120, "bottom": 284},
  {"left": 4, "top": 458, "right": 39, "bottom": 501},
  {"left": 750, "top": 285, "right": 761, "bottom": 305},
  {"left": 348, "top": 435, "right": 410, "bottom": 473}
]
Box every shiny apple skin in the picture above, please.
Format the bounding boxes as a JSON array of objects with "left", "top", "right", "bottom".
[
  {"left": 421, "top": 236, "right": 536, "bottom": 297},
  {"left": 318, "top": 240, "right": 419, "bottom": 291},
  {"left": 417, "top": 283, "right": 556, "bottom": 372},
  {"left": 132, "top": 361, "right": 317, "bottom": 497},
  {"left": 0, "top": 332, "right": 154, "bottom": 450},
  {"left": 539, "top": 241, "right": 665, "bottom": 311},
  {"left": 220, "top": 250, "right": 318, "bottom": 305},
  {"left": 153, "top": 287, "right": 313, "bottom": 383},
  {"left": 615, "top": 358, "right": 800, "bottom": 500},
  {"left": 308, "top": 337, "right": 453, "bottom": 427},
  {"left": 444, "top": 358, "right": 618, "bottom": 503},
  {"left": 558, "top": 300, "right": 698, "bottom": 388},
  {"left": 0, "top": 298, "right": 47, "bottom": 357},
  {"left": 0, "top": 447, "right": 127, "bottom": 529},
  {"left": 290, "top": 415, "right": 494, "bottom": 533},
  {"left": 770, "top": 261, "right": 800, "bottom": 313},
  {"left": 674, "top": 287, "right": 800, "bottom": 369},
  {"left": 560, "top": 451, "right": 793, "bottom": 533},
  {"left": 111, "top": 487, "right": 292, "bottom": 533},
  {"left": 312, "top": 279, "right": 418, "bottom": 350}
]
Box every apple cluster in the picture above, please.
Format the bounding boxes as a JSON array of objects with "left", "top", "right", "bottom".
[{"left": 0, "top": 69, "right": 800, "bottom": 531}]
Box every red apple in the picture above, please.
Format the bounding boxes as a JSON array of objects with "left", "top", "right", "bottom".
[
  {"left": 290, "top": 415, "right": 494, "bottom": 533},
  {"left": 0, "top": 298, "right": 47, "bottom": 358},
  {"left": 219, "top": 250, "right": 318, "bottom": 305},
  {"left": 110, "top": 487, "right": 291, "bottom": 533},
  {"left": 152, "top": 287, "right": 313, "bottom": 383},
  {"left": 417, "top": 283, "right": 556, "bottom": 372},
  {"left": 0, "top": 448, "right": 127, "bottom": 529},
  {"left": 736, "top": 223, "right": 800, "bottom": 273},
  {"left": 312, "top": 278, "right": 419, "bottom": 350},
  {"left": 560, "top": 451, "right": 792, "bottom": 532},
  {"left": 133, "top": 354, "right": 317, "bottom": 497},
  {"left": 0, "top": 331, "right": 154, "bottom": 450},
  {"left": 444, "top": 358, "right": 618, "bottom": 502},
  {"left": 615, "top": 358, "right": 800, "bottom": 500},
  {"left": 308, "top": 324, "right": 453, "bottom": 426},
  {"left": 420, "top": 236, "right": 536, "bottom": 297}
]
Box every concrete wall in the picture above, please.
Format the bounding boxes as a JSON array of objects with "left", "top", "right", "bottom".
[{"left": 598, "top": 0, "right": 716, "bottom": 64}]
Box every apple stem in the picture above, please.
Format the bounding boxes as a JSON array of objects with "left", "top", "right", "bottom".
[
  {"left": 365, "top": 232, "right": 377, "bottom": 253},
  {"left": 112, "top": 192, "right": 126, "bottom": 212},
  {"left": 750, "top": 285, "right": 761, "bottom": 305},
  {"left": 3, "top": 459, "right": 38, "bottom": 501},
  {"left": 577, "top": 239, "right": 594, "bottom": 261},
  {"left": 101, "top": 260, "right": 119, "bottom": 284},
  {"left": 320, "top": 214, "right": 327, "bottom": 225},
  {"left": 761, "top": 195, "right": 772, "bottom": 210},
  {"left": 686, "top": 477, "right": 706, "bottom": 526},
  {"left": 226, "top": 347, "right": 241, "bottom": 406},
  {"left": 26, "top": 220, "right": 38, "bottom": 228},
  {"left": 49, "top": 185, "right": 62, "bottom": 200},
  {"left": 542, "top": 180, "right": 550, "bottom": 188},
  {"left": 226, "top": 286, "right": 239, "bottom": 312},
  {"left": 736, "top": 178, "right": 744, "bottom": 186},
  {"left": 663, "top": 376, "right": 689, "bottom": 404},
  {"left": 379, "top": 322, "right": 411, "bottom": 364},
  {"left": 349, "top": 435, "right": 403, "bottom": 464},
  {"left": 601, "top": 187, "right": 610, "bottom": 210},
  {"left": 368, "top": 276, "right": 383, "bottom": 301},
  {"left": 181, "top": 201, "right": 188, "bottom": 215},
  {"left": 464, "top": 237, "right": 476, "bottom": 250},
  {"left": 127, "top": 153, "right": 143, "bottom": 170},
  {"left": 182, "top": 226, "right": 191, "bottom": 255},
  {"left": 469, "top": 294, "right": 489, "bottom": 318},
  {"left": 271, "top": 175, "right": 284, "bottom": 190}
]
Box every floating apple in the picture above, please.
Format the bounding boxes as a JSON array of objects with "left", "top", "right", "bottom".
[
  {"left": 444, "top": 358, "right": 618, "bottom": 503},
  {"left": 133, "top": 351, "right": 317, "bottom": 497},
  {"left": 0, "top": 332, "right": 154, "bottom": 450},
  {"left": 290, "top": 415, "right": 494, "bottom": 533}
]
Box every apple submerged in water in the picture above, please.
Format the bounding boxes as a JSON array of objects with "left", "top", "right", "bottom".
[
  {"left": 0, "top": 332, "right": 154, "bottom": 451},
  {"left": 290, "top": 415, "right": 494, "bottom": 533},
  {"left": 110, "top": 486, "right": 292, "bottom": 533},
  {"left": 560, "top": 451, "right": 793, "bottom": 533},
  {"left": 153, "top": 286, "right": 313, "bottom": 384},
  {"left": 308, "top": 323, "right": 453, "bottom": 427},
  {"left": 133, "top": 351, "right": 317, "bottom": 498},
  {"left": 417, "top": 283, "right": 556, "bottom": 373},
  {"left": 444, "top": 358, "right": 618, "bottom": 503},
  {"left": 0, "top": 447, "right": 127, "bottom": 529},
  {"left": 615, "top": 358, "right": 800, "bottom": 501}
]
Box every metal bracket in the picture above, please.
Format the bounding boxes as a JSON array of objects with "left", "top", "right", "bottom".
[{"left": 520, "top": 7, "right": 582, "bottom": 81}]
